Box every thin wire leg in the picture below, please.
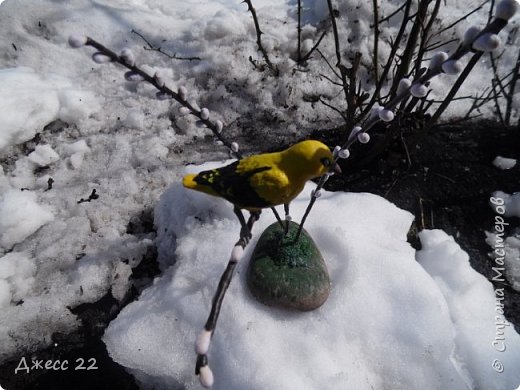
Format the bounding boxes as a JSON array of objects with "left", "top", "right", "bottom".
[
  {"left": 271, "top": 207, "right": 285, "bottom": 230},
  {"left": 283, "top": 203, "right": 290, "bottom": 235}
]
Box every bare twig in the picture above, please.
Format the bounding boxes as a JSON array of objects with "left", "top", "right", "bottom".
[
  {"left": 414, "top": 0, "right": 442, "bottom": 77},
  {"left": 430, "top": 0, "right": 490, "bottom": 38},
  {"left": 319, "top": 73, "right": 344, "bottom": 86},
  {"left": 300, "top": 28, "right": 329, "bottom": 63},
  {"left": 360, "top": 0, "right": 413, "bottom": 117},
  {"left": 372, "top": 0, "right": 380, "bottom": 82},
  {"left": 390, "top": 0, "right": 431, "bottom": 99},
  {"left": 131, "top": 30, "right": 201, "bottom": 61},
  {"left": 319, "top": 97, "right": 349, "bottom": 122},
  {"left": 327, "top": 0, "right": 350, "bottom": 105},
  {"left": 297, "top": 0, "right": 302, "bottom": 63},
  {"left": 317, "top": 49, "right": 341, "bottom": 80},
  {"left": 491, "top": 77, "right": 508, "bottom": 126},
  {"left": 427, "top": 52, "right": 483, "bottom": 128},
  {"left": 506, "top": 48, "right": 520, "bottom": 123},
  {"left": 376, "top": 2, "right": 408, "bottom": 25},
  {"left": 243, "top": 0, "right": 278, "bottom": 75}
]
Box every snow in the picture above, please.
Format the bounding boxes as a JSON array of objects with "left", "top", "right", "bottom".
[
  {"left": 491, "top": 191, "right": 520, "bottom": 217},
  {"left": 0, "top": 0, "right": 519, "bottom": 388},
  {"left": 102, "top": 165, "right": 520, "bottom": 390},
  {"left": 0, "top": 67, "right": 100, "bottom": 153},
  {"left": 0, "top": 190, "right": 54, "bottom": 250},
  {"left": 486, "top": 230, "right": 520, "bottom": 292},
  {"left": 28, "top": 144, "right": 60, "bottom": 167},
  {"left": 417, "top": 229, "right": 520, "bottom": 390},
  {"left": 493, "top": 156, "right": 517, "bottom": 170}
]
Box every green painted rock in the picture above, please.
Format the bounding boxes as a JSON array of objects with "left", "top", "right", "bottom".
[{"left": 247, "top": 221, "right": 330, "bottom": 311}]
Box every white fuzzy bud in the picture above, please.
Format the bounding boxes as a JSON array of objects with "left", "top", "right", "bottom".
[
  {"left": 441, "top": 59, "right": 463, "bottom": 75},
  {"left": 429, "top": 52, "right": 449, "bottom": 70},
  {"left": 215, "top": 120, "right": 224, "bottom": 133},
  {"left": 332, "top": 145, "right": 341, "bottom": 157},
  {"left": 357, "top": 132, "right": 371, "bottom": 144},
  {"left": 195, "top": 329, "right": 212, "bottom": 354},
  {"left": 179, "top": 107, "right": 190, "bottom": 115},
  {"left": 348, "top": 126, "right": 362, "bottom": 142},
  {"left": 472, "top": 33, "right": 502, "bottom": 52},
  {"left": 370, "top": 106, "right": 384, "bottom": 119},
  {"left": 68, "top": 34, "right": 87, "bottom": 48},
  {"left": 199, "top": 366, "right": 214, "bottom": 388},
  {"left": 463, "top": 26, "right": 481, "bottom": 45},
  {"left": 496, "top": 0, "right": 519, "bottom": 20},
  {"left": 154, "top": 71, "right": 165, "bottom": 87},
  {"left": 338, "top": 149, "right": 350, "bottom": 159},
  {"left": 312, "top": 189, "right": 322, "bottom": 198},
  {"left": 178, "top": 86, "right": 188, "bottom": 100},
  {"left": 397, "top": 78, "right": 412, "bottom": 95},
  {"left": 120, "top": 48, "right": 135, "bottom": 66},
  {"left": 231, "top": 142, "right": 239, "bottom": 153},
  {"left": 124, "top": 71, "right": 144, "bottom": 82},
  {"left": 156, "top": 91, "right": 170, "bottom": 100},
  {"left": 230, "top": 245, "right": 244, "bottom": 262},
  {"left": 410, "top": 83, "right": 428, "bottom": 98},
  {"left": 378, "top": 109, "right": 394, "bottom": 122},
  {"left": 92, "top": 52, "right": 111, "bottom": 63},
  {"left": 200, "top": 108, "right": 209, "bottom": 120},
  {"left": 214, "top": 140, "right": 224, "bottom": 146}
]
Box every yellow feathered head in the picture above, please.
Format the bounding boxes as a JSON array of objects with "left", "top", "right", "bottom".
[{"left": 283, "top": 140, "right": 340, "bottom": 180}]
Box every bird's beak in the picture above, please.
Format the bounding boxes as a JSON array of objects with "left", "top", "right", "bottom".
[{"left": 331, "top": 162, "right": 342, "bottom": 175}]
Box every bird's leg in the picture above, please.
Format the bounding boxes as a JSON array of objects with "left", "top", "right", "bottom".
[
  {"left": 284, "top": 203, "right": 291, "bottom": 235},
  {"left": 195, "top": 211, "right": 261, "bottom": 387},
  {"left": 233, "top": 206, "right": 251, "bottom": 242},
  {"left": 270, "top": 207, "right": 285, "bottom": 230}
]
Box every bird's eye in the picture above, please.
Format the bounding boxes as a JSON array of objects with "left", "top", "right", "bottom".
[{"left": 320, "top": 157, "right": 331, "bottom": 167}]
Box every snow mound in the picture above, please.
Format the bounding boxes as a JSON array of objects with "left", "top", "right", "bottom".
[
  {"left": 103, "top": 162, "right": 520, "bottom": 390},
  {"left": 493, "top": 156, "right": 517, "bottom": 170},
  {"left": 491, "top": 191, "right": 520, "bottom": 217},
  {"left": 0, "top": 190, "right": 54, "bottom": 250},
  {"left": 0, "top": 67, "right": 99, "bottom": 153},
  {"left": 417, "top": 229, "right": 520, "bottom": 390}
]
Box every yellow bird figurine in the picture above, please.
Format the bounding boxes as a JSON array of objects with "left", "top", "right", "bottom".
[{"left": 182, "top": 140, "right": 341, "bottom": 211}]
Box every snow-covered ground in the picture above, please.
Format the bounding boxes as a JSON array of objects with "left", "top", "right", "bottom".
[{"left": 1, "top": 0, "right": 519, "bottom": 389}]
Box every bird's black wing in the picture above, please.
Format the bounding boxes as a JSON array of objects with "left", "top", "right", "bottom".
[{"left": 193, "top": 161, "right": 272, "bottom": 209}]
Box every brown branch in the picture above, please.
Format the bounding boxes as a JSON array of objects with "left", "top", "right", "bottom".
[
  {"left": 376, "top": 2, "right": 407, "bottom": 25},
  {"left": 372, "top": 0, "right": 380, "bottom": 82},
  {"left": 326, "top": 0, "right": 349, "bottom": 105},
  {"left": 414, "top": 0, "right": 441, "bottom": 77},
  {"left": 360, "top": 0, "right": 412, "bottom": 117},
  {"left": 506, "top": 48, "right": 520, "bottom": 124},
  {"left": 390, "top": 0, "right": 431, "bottom": 99},
  {"left": 131, "top": 30, "right": 201, "bottom": 61},
  {"left": 243, "top": 0, "right": 278, "bottom": 75},
  {"left": 84, "top": 36, "right": 240, "bottom": 157},
  {"left": 427, "top": 52, "right": 483, "bottom": 129},
  {"left": 430, "top": 0, "right": 490, "bottom": 38},
  {"left": 297, "top": 0, "right": 302, "bottom": 63},
  {"left": 300, "top": 28, "right": 329, "bottom": 63}
]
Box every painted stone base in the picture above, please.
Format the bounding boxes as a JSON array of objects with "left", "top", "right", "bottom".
[{"left": 247, "top": 221, "right": 330, "bottom": 311}]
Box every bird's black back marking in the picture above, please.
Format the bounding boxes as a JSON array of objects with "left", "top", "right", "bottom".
[{"left": 194, "top": 161, "right": 272, "bottom": 209}]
